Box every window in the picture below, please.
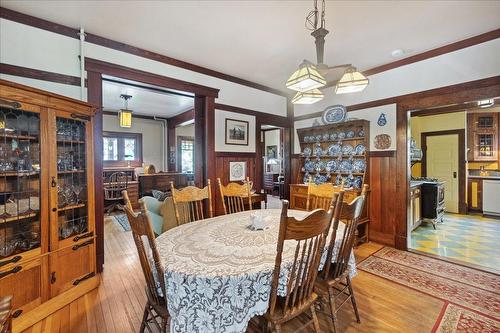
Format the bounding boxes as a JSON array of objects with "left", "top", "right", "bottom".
[
  {"left": 103, "top": 131, "right": 142, "bottom": 167},
  {"left": 177, "top": 136, "right": 194, "bottom": 173}
]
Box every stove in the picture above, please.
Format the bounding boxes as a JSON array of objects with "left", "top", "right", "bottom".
[
  {"left": 411, "top": 176, "right": 441, "bottom": 183},
  {"left": 418, "top": 179, "right": 446, "bottom": 228}
]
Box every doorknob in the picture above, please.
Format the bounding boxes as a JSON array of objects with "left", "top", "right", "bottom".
[{"left": 453, "top": 171, "right": 457, "bottom": 178}]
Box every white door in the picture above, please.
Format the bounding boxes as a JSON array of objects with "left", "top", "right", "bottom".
[{"left": 426, "top": 134, "right": 459, "bottom": 213}]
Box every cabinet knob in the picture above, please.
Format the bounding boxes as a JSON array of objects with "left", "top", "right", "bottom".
[
  {"left": 50, "top": 271, "right": 57, "bottom": 284},
  {"left": 51, "top": 177, "right": 57, "bottom": 188}
]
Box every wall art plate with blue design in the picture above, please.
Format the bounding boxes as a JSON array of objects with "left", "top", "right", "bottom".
[
  {"left": 305, "top": 160, "right": 315, "bottom": 172},
  {"left": 302, "top": 147, "right": 312, "bottom": 156},
  {"left": 326, "top": 160, "right": 337, "bottom": 172},
  {"left": 354, "top": 176, "right": 363, "bottom": 189},
  {"left": 357, "top": 129, "right": 365, "bottom": 137},
  {"left": 327, "top": 144, "right": 341, "bottom": 157},
  {"left": 330, "top": 132, "right": 337, "bottom": 141},
  {"left": 346, "top": 130, "right": 355, "bottom": 138},
  {"left": 352, "top": 159, "right": 366, "bottom": 173},
  {"left": 342, "top": 144, "right": 354, "bottom": 155},
  {"left": 321, "top": 105, "right": 347, "bottom": 124},
  {"left": 354, "top": 143, "right": 366, "bottom": 155},
  {"left": 377, "top": 113, "right": 387, "bottom": 126}
]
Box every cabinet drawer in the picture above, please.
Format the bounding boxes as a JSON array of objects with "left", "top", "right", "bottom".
[
  {"left": 49, "top": 239, "right": 96, "bottom": 298},
  {"left": 0, "top": 257, "right": 44, "bottom": 318}
]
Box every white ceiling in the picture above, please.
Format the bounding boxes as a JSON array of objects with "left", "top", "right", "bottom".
[
  {"left": 102, "top": 78, "right": 194, "bottom": 117},
  {"left": 2, "top": 1, "right": 500, "bottom": 91}
]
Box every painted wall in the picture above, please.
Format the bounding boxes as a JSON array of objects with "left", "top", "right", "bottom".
[
  {"left": 294, "top": 104, "right": 397, "bottom": 154},
  {"left": 214, "top": 110, "right": 256, "bottom": 152},
  {"left": 102, "top": 114, "right": 166, "bottom": 170},
  {"left": 0, "top": 18, "right": 287, "bottom": 113},
  {"left": 410, "top": 112, "right": 467, "bottom": 177},
  {"left": 294, "top": 39, "right": 500, "bottom": 117}
]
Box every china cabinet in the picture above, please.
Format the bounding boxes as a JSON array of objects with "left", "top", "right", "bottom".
[
  {"left": 467, "top": 112, "right": 499, "bottom": 162},
  {"left": 0, "top": 79, "right": 98, "bottom": 329},
  {"left": 291, "top": 119, "right": 370, "bottom": 244}
]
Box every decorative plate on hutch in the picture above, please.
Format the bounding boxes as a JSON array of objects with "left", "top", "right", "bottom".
[
  {"left": 321, "top": 105, "right": 347, "bottom": 124},
  {"left": 346, "top": 130, "right": 355, "bottom": 138},
  {"left": 355, "top": 143, "right": 366, "bottom": 155},
  {"left": 342, "top": 144, "right": 354, "bottom": 155},
  {"left": 327, "top": 144, "right": 341, "bottom": 156},
  {"left": 304, "top": 160, "right": 315, "bottom": 172},
  {"left": 352, "top": 159, "right": 366, "bottom": 173},
  {"left": 326, "top": 160, "right": 337, "bottom": 172},
  {"left": 302, "top": 147, "right": 312, "bottom": 156}
]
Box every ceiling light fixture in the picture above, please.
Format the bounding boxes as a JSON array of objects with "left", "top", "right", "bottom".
[
  {"left": 286, "top": 0, "right": 369, "bottom": 104},
  {"left": 291, "top": 88, "right": 324, "bottom": 104},
  {"left": 119, "top": 94, "right": 133, "bottom": 128},
  {"left": 477, "top": 99, "right": 495, "bottom": 108}
]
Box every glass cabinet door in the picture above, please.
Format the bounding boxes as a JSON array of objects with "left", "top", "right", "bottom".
[
  {"left": 52, "top": 113, "right": 92, "bottom": 248},
  {"left": 0, "top": 105, "right": 42, "bottom": 259}
]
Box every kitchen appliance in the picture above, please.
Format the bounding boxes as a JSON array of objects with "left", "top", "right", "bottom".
[
  {"left": 483, "top": 180, "right": 500, "bottom": 216},
  {"left": 411, "top": 177, "right": 445, "bottom": 229}
]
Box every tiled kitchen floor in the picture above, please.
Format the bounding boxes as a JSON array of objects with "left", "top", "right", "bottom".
[{"left": 410, "top": 213, "right": 500, "bottom": 271}]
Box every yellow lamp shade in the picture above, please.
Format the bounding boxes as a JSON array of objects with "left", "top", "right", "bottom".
[
  {"left": 119, "top": 109, "right": 133, "bottom": 128},
  {"left": 286, "top": 61, "right": 326, "bottom": 92},
  {"left": 291, "top": 88, "right": 324, "bottom": 104},
  {"left": 335, "top": 67, "right": 369, "bottom": 94}
]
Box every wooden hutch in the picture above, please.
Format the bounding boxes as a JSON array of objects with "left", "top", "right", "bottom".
[
  {"left": 0, "top": 80, "right": 98, "bottom": 331},
  {"left": 291, "top": 120, "right": 371, "bottom": 243}
]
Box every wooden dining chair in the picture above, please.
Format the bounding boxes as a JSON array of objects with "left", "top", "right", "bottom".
[
  {"left": 0, "top": 296, "right": 12, "bottom": 333},
  {"left": 306, "top": 178, "right": 344, "bottom": 211},
  {"left": 170, "top": 180, "right": 213, "bottom": 225},
  {"left": 315, "top": 190, "right": 367, "bottom": 333},
  {"left": 217, "top": 177, "right": 252, "bottom": 214},
  {"left": 121, "top": 190, "right": 134, "bottom": 212},
  {"left": 104, "top": 172, "right": 128, "bottom": 213},
  {"left": 263, "top": 200, "right": 335, "bottom": 333},
  {"left": 124, "top": 202, "right": 169, "bottom": 333}
]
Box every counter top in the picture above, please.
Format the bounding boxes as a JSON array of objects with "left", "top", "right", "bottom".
[
  {"left": 468, "top": 175, "right": 500, "bottom": 180},
  {"left": 410, "top": 181, "right": 424, "bottom": 188}
]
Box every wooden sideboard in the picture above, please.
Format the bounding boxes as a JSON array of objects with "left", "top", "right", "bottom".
[
  {"left": 0, "top": 79, "right": 99, "bottom": 332},
  {"left": 289, "top": 184, "right": 370, "bottom": 244},
  {"left": 138, "top": 172, "right": 188, "bottom": 197}
]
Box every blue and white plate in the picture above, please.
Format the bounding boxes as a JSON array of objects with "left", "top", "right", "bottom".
[
  {"left": 342, "top": 144, "right": 354, "bottom": 155},
  {"left": 352, "top": 159, "right": 366, "bottom": 173},
  {"left": 358, "top": 129, "right": 365, "bottom": 137},
  {"left": 304, "top": 136, "right": 310, "bottom": 143},
  {"left": 305, "top": 160, "right": 315, "bottom": 172},
  {"left": 327, "top": 144, "right": 341, "bottom": 156},
  {"left": 343, "top": 177, "right": 353, "bottom": 188},
  {"left": 303, "top": 173, "right": 311, "bottom": 184},
  {"left": 322, "top": 133, "right": 330, "bottom": 142},
  {"left": 330, "top": 132, "right": 337, "bottom": 141},
  {"left": 335, "top": 174, "right": 343, "bottom": 185},
  {"left": 315, "top": 146, "right": 324, "bottom": 157},
  {"left": 340, "top": 160, "right": 352, "bottom": 172},
  {"left": 346, "top": 130, "right": 355, "bottom": 138},
  {"left": 354, "top": 176, "right": 363, "bottom": 189},
  {"left": 321, "top": 105, "right": 347, "bottom": 124},
  {"left": 337, "top": 131, "right": 346, "bottom": 140},
  {"left": 326, "top": 160, "right": 337, "bottom": 172},
  {"left": 314, "top": 161, "right": 325, "bottom": 171},
  {"left": 355, "top": 144, "right": 366, "bottom": 155},
  {"left": 303, "top": 147, "right": 312, "bottom": 157},
  {"left": 315, "top": 135, "right": 322, "bottom": 142}
]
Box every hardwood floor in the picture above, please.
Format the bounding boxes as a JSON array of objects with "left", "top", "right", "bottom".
[{"left": 20, "top": 216, "right": 444, "bottom": 333}]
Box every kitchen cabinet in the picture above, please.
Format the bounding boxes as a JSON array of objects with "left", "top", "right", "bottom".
[
  {"left": 467, "top": 113, "right": 499, "bottom": 162},
  {"left": 409, "top": 185, "right": 422, "bottom": 231},
  {"left": 467, "top": 178, "right": 483, "bottom": 211},
  {"left": 0, "top": 79, "right": 98, "bottom": 327}
]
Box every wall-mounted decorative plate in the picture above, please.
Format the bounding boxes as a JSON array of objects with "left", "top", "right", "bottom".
[
  {"left": 377, "top": 113, "right": 387, "bottom": 126},
  {"left": 321, "top": 105, "right": 347, "bottom": 124},
  {"left": 374, "top": 134, "right": 391, "bottom": 150}
]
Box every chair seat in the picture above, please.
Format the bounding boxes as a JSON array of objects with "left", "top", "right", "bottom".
[
  {"left": 316, "top": 263, "right": 351, "bottom": 290},
  {"left": 264, "top": 292, "right": 318, "bottom": 325}
]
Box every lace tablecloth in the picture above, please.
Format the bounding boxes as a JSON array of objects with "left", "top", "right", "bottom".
[{"left": 155, "top": 209, "right": 357, "bottom": 333}]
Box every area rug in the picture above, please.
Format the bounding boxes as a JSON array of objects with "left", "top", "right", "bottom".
[
  {"left": 113, "top": 214, "right": 131, "bottom": 231},
  {"left": 433, "top": 303, "right": 500, "bottom": 333},
  {"left": 358, "top": 248, "right": 500, "bottom": 321}
]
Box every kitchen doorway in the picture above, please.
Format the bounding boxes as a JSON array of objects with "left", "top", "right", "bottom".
[{"left": 407, "top": 101, "right": 500, "bottom": 273}]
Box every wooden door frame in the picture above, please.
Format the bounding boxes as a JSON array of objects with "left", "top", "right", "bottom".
[
  {"left": 420, "top": 129, "right": 466, "bottom": 214},
  {"left": 85, "top": 58, "right": 219, "bottom": 272},
  {"left": 395, "top": 76, "right": 500, "bottom": 250}
]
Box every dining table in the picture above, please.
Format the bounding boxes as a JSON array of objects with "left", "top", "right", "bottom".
[{"left": 155, "top": 209, "right": 357, "bottom": 333}]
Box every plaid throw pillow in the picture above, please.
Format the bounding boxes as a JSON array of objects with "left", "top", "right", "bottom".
[{"left": 151, "top": 189, "right": 169, "bottom": 201}]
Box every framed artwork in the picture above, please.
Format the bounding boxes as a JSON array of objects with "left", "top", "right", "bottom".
[
  {"left": 229, "top": 161, "right": 246, "bottom": 181},
  {"left": 225, "top": 118, "right": 249, "bottom": 146},
  {"left": 266, "top": 145, "right": 277, "bottom": 159}
]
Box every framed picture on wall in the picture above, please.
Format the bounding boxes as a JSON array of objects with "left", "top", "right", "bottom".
[
  {"left": 229, "top": 161, "right": 246, "bottom": 181},
  {"left": 266, "top": 145, "right": 277, "bottom": 159},
  {"left": 225, "top": 118, "right": 249, "bottom": 146}
]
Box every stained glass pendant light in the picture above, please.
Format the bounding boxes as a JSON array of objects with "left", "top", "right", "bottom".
[
  {"left": 286, "top": 60, "right": 326, "bottom": 92},
  {"left": 291, "top": 88, "right": 324, "bottom": 104},
  {"left": 335, "top": 67, "right": 369, "bottom": 94},
  {"left": 119, "top": 94, "right": 133, "bottom": 128}
]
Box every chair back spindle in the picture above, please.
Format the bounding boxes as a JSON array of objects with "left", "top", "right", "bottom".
[
  {"left": 170, "top": 180, "right": 213, "bottom": 225},
  {"left": 269, "top": 200, "right": 334, "bottom": 317},
  {"left": 104, "top": 172, "right": 128, "bottom": 200},
  {"left": 306, "top": 180, "right": 343, "bottom": 211},
  {"left": 217, "top": 177, "right": 252, "bottom": 214}
]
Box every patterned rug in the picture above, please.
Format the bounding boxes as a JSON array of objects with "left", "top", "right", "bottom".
[
  {"left": 113, "top": 214, "right": 131, "bottom": 231},
  {"left": 358, "top": 247, "right": 500, "bottom": 332},
  {"left": 433, "top": 303, "right": 500, "bottom": 333}
]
